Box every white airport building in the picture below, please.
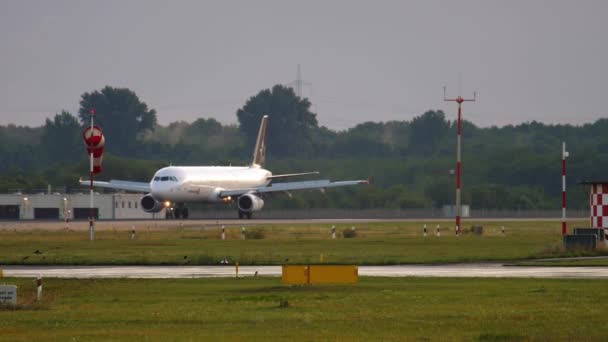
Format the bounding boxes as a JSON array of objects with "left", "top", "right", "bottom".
[{"left": 0, "top": 193, "right": 166, "bottom": 220}]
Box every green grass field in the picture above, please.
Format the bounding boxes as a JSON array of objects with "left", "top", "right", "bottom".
[
  {"left": 1, "top": 276, "right": 608, "bottom": 341},
  {"left": 0, "top": 220, "right": 602, "bottom": 265}
]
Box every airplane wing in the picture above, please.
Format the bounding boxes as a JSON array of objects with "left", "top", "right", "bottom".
[
  {"left": 79, "top": 179, "right": 151, "bottom": 193},
  {"left": 267, "top": 171, "right": 319, "bottom": 180},
  {"left": 219, "top": 179, "right": 368, "bottom": 197}
]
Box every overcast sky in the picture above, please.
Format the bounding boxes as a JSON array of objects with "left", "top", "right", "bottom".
[{"left": 0, "top": 0, "right": 606, "bottom": 130}]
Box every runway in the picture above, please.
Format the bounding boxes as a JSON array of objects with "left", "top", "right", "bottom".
[
  {"left": 0, "top": 217, "right": 588, "bottom": 231},
  {"left": 4, "top": 264, "right": 608, "bottom": 279}
]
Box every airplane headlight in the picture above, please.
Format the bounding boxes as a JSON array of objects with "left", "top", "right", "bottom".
[{"left": 164, "top": 201, "right": 171, "bottom": 208}]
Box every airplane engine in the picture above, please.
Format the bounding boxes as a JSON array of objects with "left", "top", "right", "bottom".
[
  {"left": 140, "top": 194, "right": 164, "bottom": 213},
  {"left": 237, "top": 194, "right": 264, "bottom": 213}
]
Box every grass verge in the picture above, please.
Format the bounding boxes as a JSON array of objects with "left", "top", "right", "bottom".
[
  {"left": 1, "top": 276, "right": 607, "bottom": 341},
  {"left": 0, "top": 220, "right": 599, "bottom": 265}
]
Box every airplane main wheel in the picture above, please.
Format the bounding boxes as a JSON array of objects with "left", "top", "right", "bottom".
[
  {"left": 182, "top": 208, "right": 189, "bottom": 219},
  {"left": 238, "top": 211, "right": 253, "bottom": 219},
  {"left": 174, "top": 208, "right": 182, "bottom": 219}
]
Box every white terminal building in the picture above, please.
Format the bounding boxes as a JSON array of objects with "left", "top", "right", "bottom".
[{"left": 0, "top": 192, "right": 166, "bottom": 220}]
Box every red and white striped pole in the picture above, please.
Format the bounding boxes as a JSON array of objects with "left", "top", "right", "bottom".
[
  {"left": 82, "top": 108, "right": 105, "bottom": 241},
  {"left": 562, "top": 142, "right": 569, "bottom": 236},
  {"left": 89, "top": 108, "right": 95, "bottom": 241},
  {"left": 444, "top": 87, "right": 476, "bottom": 235},
  {"left": 36, "top": 274, "right": 42, "bottom": 301},
  {"left": 456, "top": 99, "right": 462, "bottom": 234}
]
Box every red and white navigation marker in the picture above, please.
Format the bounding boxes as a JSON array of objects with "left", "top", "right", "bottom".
[
  {"left": 36, "top": 274, "right": 42, "bottom": 301},
  {"left": 562, "top": 142, "right": 569, "bottom": 236},
  {"left": 82, "top": 108, "right": 105, "bottom": 241},
  {"left": 444, "top": 86, "right": 476, "bottom": 235}
]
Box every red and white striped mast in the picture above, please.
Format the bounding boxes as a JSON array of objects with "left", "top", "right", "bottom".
[
  {"left": 444, "top": 86, "right": 476, "bottom": 235},
  {"left": 89, "top": 108, "right": 95, "bottom": 241},
  {"left": 561, "top": 142, "right": 569, "bottom": 236},
  {"left": 82, "top": 108, "right": 105, "bottom": 241}
]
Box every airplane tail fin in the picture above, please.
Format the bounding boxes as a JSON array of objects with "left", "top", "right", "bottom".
[{"left": 251, "top": 115, "right": 268, "bottom": 168}]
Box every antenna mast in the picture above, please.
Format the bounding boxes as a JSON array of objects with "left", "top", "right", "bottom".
[
  {"left": 444, "top": 85, "right": 477, "bottom": 235},
  {"left": 286, "top": 64, "right": 312, "bottom": 98}
]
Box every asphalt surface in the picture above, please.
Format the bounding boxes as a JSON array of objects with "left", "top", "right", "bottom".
[
  {"left": 0, "top": 217, "right": 588, "bottom": 231},
  {"left": 4, "top": 264, "right": 608, "bottom": 279}
]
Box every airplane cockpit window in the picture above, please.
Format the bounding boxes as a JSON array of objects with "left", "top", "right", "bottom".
[{"left": 155, "top": 176, "right": 178, "bottom": 182}]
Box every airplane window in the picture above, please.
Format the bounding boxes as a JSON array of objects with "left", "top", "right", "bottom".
[
  {"left": 171, "top": 176, "right": 178, "bottom": 181},
  {"left": 161, "top": 176, "right": 169, "bottom": 181},
  {"left": 154, "top": 177, "right": 160, "bottom": 181}
]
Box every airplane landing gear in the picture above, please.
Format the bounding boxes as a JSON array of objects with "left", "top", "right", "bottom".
[
  {"left": 168, "top": 204, "right": 189, "bottom": 219},
  {"left": 238, "top": 211, "right": 252, "bottom": 219},
  {"left": 177, "top": 207, "right": 189, "bottom": 219}
]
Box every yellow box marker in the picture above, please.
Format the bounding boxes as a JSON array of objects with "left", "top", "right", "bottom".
[
  {"left": 282, "top": 265, "right": 309, "bottom": 285},
  {"left": 282, "top": 265, "right": 358, "bottom": 285},
  {"left": 309, "top": 265, "right": 358, "bottom": 284}
]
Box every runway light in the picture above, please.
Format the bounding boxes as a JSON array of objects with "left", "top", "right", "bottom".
[{"left": 164, "top": 201, "right": 171, "bottom": 208}]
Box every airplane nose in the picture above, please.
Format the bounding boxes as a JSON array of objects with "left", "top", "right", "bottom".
[{"left": 150, "top": 182, "right": 167, "bottom": 196}]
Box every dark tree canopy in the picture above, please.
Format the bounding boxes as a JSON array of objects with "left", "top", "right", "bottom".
[
  {"left": 78, "top": 86, "right": 157, "bottom": 154},
  {"left": 41, "top": 111, "right": 82, "bottom": 163},
  {"left": 4, "top": 83, "right": 608, "bottom": 211},
  {"left": 237, "top": 85, "right": 318, "bottom": 158},
  {"left": 408, "top": 110, "right": 450, "bottom": 155}
]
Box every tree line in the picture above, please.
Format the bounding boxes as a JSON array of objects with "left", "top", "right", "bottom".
[{"left": 1, "top": 85, "right": 606, "bottom": 210}]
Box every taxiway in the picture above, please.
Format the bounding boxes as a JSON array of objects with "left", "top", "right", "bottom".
[{"left": 4, "top": 264, "right": 608, "bottom": 279}]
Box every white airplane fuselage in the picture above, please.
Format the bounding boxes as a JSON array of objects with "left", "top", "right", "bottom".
[
  {"left": 83, "top": 115, "right": 365, "bottom": 219},
  {"left": 150, "top": 166, "right": 271, "bottom": 203}
]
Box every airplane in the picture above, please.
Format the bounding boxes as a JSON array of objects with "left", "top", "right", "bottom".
[{"left": 81, "top": 115, "right": 368, "bottom": 219}]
